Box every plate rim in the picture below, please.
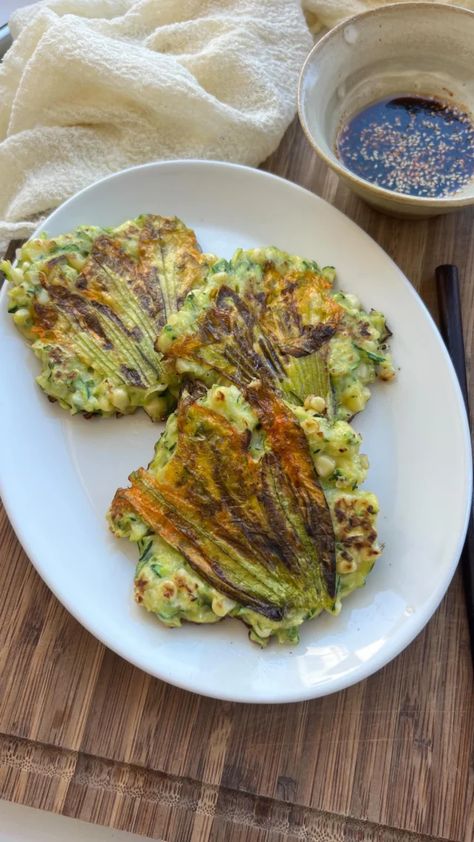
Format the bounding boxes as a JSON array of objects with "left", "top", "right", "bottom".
[{"left": 1, "top": 159, "right": 472, "bottom": 703}]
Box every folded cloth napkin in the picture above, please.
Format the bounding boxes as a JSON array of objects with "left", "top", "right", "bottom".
[{"left": 0, "top": 0, "right": 313, "bottom": 251}]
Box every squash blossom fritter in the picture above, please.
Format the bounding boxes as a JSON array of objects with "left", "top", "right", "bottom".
[
  {"left": 108, "top": 383, "right": 381, "bottom": 646},
  {"left": 158, "top": 246, "right": 394, "bottom": 421},
  {"left": 2, "top": 215, "right": 215, "bottom": 419}
]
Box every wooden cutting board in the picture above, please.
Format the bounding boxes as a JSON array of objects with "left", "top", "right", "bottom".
[{"left": 0, "top": 120, "right": 473, "bottom": 842}]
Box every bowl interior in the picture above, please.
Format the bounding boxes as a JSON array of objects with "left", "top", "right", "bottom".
[{"left": 299, "top": 4, "right": 474, "bottom": 201}]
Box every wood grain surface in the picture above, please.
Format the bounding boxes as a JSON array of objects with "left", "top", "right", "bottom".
[{"left": 0, "top": 119, "right": 473, "bottom": 842}]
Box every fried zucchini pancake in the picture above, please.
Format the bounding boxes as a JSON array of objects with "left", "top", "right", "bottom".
[
  {"left": 158, "top": 247, "right": 394, "bottom": 420},
  {"left": 3, "top": 215, "right": 214, "bottom": 419},
  {"left": 109, "top": 383, "right": 380, "bottom": 645}
]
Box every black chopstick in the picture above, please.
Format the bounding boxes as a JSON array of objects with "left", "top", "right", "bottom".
[{"left": 436, "top": 264, "right": 474, "bottom": 671}]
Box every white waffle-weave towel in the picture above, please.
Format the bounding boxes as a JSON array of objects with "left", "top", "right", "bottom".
[{"left": 0, "top": 0, "right": 312, "bottom": 251}]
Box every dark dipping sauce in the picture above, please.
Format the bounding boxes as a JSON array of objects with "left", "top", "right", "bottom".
[{"left": 336, "top": 95, "right": 474, "bottom": 197}]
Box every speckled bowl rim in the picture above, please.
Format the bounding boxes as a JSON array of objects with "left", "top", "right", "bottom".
[{"left": 298, "top": 2, "right": 474, "bottom": 209}]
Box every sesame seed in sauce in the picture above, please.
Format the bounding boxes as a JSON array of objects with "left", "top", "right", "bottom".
[{"left": 336, "top": 95, "right": 474, "bottom": 198}]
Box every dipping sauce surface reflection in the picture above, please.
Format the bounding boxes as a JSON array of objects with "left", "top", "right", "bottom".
[{"left": 336, "top": 95, "right": 474, "bottom": 198}]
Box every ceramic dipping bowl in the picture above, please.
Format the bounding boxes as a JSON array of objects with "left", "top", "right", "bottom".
[{"left": 298, "top": 3, "right": 474, "bottom": 217}]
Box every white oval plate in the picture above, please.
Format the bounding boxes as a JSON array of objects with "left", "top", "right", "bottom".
[{"left": 0, "top": 161, "right": 471, "bottom": 703}]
